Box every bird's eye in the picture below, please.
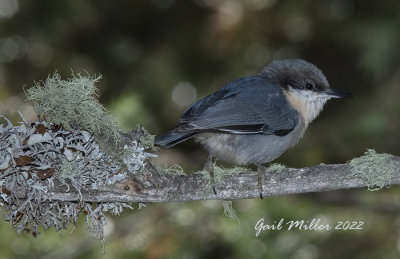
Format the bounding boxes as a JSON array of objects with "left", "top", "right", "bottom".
[{"left": 306, "top": 83, "right": 313, "bottom": 90}]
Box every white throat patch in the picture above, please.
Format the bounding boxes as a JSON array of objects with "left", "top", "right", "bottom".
[{"left": 283, "top": 88, "right": 331, "bottom": 125}]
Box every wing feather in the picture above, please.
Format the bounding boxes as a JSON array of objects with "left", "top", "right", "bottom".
[{"left": 174, "top": 76, "right": 299, "bottom": 136}]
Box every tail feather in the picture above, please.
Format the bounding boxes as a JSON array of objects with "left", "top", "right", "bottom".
[{"left": 155, "top": 131, "right": 195, "bottom": 148}]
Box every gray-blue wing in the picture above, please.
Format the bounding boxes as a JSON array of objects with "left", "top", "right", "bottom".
[{"left": 175, "top": 76, "right": 300, "bottom": 136}]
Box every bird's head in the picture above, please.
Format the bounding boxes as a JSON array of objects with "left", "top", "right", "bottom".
[{"left": 262, "top": 59, "right": 352, "bottom": 125}]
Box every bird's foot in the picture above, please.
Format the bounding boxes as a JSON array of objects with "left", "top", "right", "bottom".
[
  {"left": 257, "top": 165, "right": 265, "bottom": 199},
  {"left": 205, "top": 155, "right": 217, "bottom": 195}
]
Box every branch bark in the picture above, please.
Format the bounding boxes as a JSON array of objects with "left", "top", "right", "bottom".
[
  {"left": 13, "top": 156, "right": 400, "bottom": 203},
  {"left": 2, "top": 115, "right": 399, "bottom": 205},
  {"left": 2, "top": 115, "right": 399, "bottom": 243}
]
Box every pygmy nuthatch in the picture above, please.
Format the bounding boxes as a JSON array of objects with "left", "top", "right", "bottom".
[{"left": 156, "top": 59, "right": 351, "bottom": 197}]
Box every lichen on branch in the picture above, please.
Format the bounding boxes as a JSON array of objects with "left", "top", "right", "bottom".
[
  {"left": 349, "top": 149, "right": 394, "bottom": 191},
  {"left": 1, "top": 72, "right": 157, "bottom": 251},
  {"left": 25, "top": 72, "right": 121, "bottom": 153}
]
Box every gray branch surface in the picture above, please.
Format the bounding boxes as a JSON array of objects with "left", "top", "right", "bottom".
[
  {"left": 2, "top": 114, "right": 399, "bottom": 206},
  {"left": 12, "top": 156, "right": 400, "bottom": 203},
  {"left": 1, "top": 114, "right": 398, "bottom": 244}
]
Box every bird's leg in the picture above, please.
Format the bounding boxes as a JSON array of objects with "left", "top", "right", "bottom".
[
  {"left": 257, "top": 164, "right": 265, "bottom": 199},
  {"left": 204, "top": 154, "right": 217, "bottom": 195}
]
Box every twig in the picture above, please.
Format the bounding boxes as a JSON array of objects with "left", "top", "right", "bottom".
[{"left": 11, "top": 156, "right": 400, "bottom": 203}]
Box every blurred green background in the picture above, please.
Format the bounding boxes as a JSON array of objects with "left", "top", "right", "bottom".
[{"left": 0, "top": 0, "right": 400, "bottom": 258}]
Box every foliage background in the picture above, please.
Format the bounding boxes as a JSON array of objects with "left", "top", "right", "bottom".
[{"left": 0, "top": 0, "right": 399, "bottom": 258}]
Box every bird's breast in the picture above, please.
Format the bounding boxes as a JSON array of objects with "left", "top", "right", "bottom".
[{"left": 195, "top": 121, "right": 306, "bottom": 166}]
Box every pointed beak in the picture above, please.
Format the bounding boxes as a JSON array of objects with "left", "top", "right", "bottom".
[{"left": 324, "top": 88, "right": 353, "bottom": 98}]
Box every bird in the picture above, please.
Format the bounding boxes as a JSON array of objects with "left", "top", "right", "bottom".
[{"left": 155, "top": 59, "right": 351, "bottom": 198}]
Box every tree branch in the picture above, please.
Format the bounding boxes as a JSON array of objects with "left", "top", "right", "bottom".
[
  {"left": 12, "top": 156, "right": 400, "bottom": 203},
  {"left": 2, "top": 114, "right": 398, "bottom": 216}
]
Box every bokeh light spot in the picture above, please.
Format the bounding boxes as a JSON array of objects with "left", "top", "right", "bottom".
[
  {"left": 0, "top": 0, "right": 19, "bottom": 18},
  {"left": 172, "top": 81, "right": 197, "bottom": 108},
  {"left": 1, "top": 36, "right": 27, "bottom": 62}
]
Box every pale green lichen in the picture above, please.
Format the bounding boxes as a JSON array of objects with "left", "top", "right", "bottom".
[
  {"left": 222, "top": 200, "right": 240, "bottom": 224},
  {"left": 198, "top": 164, "right": 254, "bottom": 194},
  {"left": 25, "top": 72, "right": 121, "bottom": 153},
  {"left": 1, "top": 76, "right": 156, "bottom": 252},
  {"left": 267, "top": 163, "right": 286, "bottom": 174},
  {"left": 349, "top": 149, "right": 394, "bottom": 191},
  {"left": 139, "top": 133, "right": 158, "bottom": 151},
  {"left": 157, "top": 163, "right": 185, "bottom": 175},
  {"left": 55, "top": 158, "right": 75, "bottom": 180},
  {"left": 214, "top": 164, "right": 253, "bottom": 182}
]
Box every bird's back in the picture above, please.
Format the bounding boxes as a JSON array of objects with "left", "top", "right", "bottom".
[{"left": 155, "top": 75, "right": 303, "bottom": 162}]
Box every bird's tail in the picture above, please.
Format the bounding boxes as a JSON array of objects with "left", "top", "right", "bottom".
[{"left": 155, "top": 131, "right": 195, "bottom": 148}]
